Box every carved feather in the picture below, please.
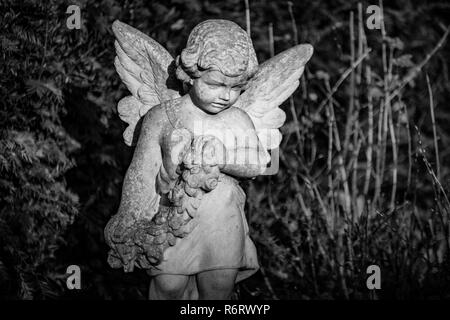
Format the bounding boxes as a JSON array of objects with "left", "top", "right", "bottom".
[
  {"left": 234, "top": 44, "right": 313, "bottom": 150},
  {"left": 112, "top": 20, "right": 181, "bottom": 146}
]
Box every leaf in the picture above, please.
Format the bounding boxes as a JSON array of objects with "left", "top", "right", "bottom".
[
  {"left": 385, "top": 36, "right": 404, "bottom": 50},
  {"left": 369, "top": 86, "right": 383, "bottom": 99},
  {"left": 393, "top": 101, "right": 405, "bottom": 112},
  {"left": 170, "top": 19, "right": 185, "bottom": 31},
  {"left": 25, "top": 79, "right": 63, "bottom": 103},
  {"left": 315, "top": 70, "right": 330, "bottom": 82},
  {"left": 393, "top": 54, "right": 414, "bottom": 68},
  {"left": 0, "top": 36, "right": 20, "bottom": 53},
  {"left": 98, "top": 153, "right": 117, "bottom": 166}
]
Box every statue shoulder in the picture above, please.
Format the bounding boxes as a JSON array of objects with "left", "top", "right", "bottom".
[
  {"left": 139, "top": 101, "right": 174, "bottom": 143},
  {"left": 142, "top": 103, "right": 165, "bottom": 123},
  {"left": 162, "top": 97, "right": 185, "bottom": 129},
  {"left": 223, "top": 106, "right": 255, "bottom": 130}
]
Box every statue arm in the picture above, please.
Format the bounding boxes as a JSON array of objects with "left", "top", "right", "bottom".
[
  {"left": 219, "top": 109, "right": 270, "bottom": 178},
  {"left": 104, "top": 105, "right": 193, "bottom": 270},
  {"left": 220, "top": 148, "right": 268, "bottom": 178},
  {"left": 115, "top": 107, "right": 164, "bottom": 229},
  {"left": 114, "top": 104, "right": 192, "bottom": 221},
  {"left": 104, "top": 106, "right": 165, "bottom": 270}
]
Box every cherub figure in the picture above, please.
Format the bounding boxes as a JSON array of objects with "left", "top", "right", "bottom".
[{"left": 104, "top": 19, "right": 312, "bottom": 300}]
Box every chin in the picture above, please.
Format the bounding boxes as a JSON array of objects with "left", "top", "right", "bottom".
[{"left": 204, "top": 104, "right": 229, "bottom": 114}]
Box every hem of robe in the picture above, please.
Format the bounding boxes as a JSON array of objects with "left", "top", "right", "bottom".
[{"left": 147, "top": 265, "right": 259, "bottom": 283}]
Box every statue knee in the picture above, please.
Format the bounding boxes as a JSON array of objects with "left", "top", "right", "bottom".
[
  {"left": 209, "top": 275, "right": 235, "bottom": 292},
  {"left": 151, "top": 275, "right": 188, "bottom": 299},
  {"left": 197, "top": 270, "right": 237, "bottom": 299}
]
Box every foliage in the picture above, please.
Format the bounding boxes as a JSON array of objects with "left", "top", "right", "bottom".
[{"left": 0, "top": 0, "right": 80, "bottom": 299}]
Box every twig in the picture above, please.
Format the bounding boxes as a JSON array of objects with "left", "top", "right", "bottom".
[
  {"left": 382, "top": 25, "right": 450, "bottom": 109},
  {"left": 416, "top": 127, "right": 450, "bottom": 251},
  {"left": 336, "top": 233, "right": 349, "bottom": 299},
  {"left": 380, "top": 0, "right": 398, "bottom": 212},
  {"left": 325, "top": 79, "right": 355, "bottom": 275},
  {"left": 294, "top": 189, "right": 320, "bottom": 295},
  {"left": 287, "top": 1, "right": 307, "bottom": 100},
  {"left": 268, "top": 186, "right": 305, "bottom": 281},
  {"left": 325, "top": 80, "right": 351, "bottom": 216},
  {"left": 244, "top": 0, "right": 251, "bottom": 36},
  {"left": 317, "top": 49, "right": 371, "bottom": 114},
  {"left": 287, "top": 2, "right": 298, "bottom": 44},
  {"left": 387, "top": 96, "right": 398, "bottom": 211},
  {"left": 373, "top": 99, "right": 384, "bottom": 207},
  {"left": 286, "top": 2, "right": 305, "bottom": 157},
  {"left": 268, "top": 23, "right": 274, "bottom": 57},
  {"left": 326, "top": 99, "right": 335, "bottom": 225},
  {"left": 357, "top": 3, "right": 365, "bottom": 83},
  {"left": 343, "top": 11, "right": 356, "bottom": 160},
  {"left": 399, "top": 94, "right": 412, "bottom": 193},
  {"left": 378, "top": 0, "right": 390, "bottom": 209},
  {"left": 260, "top": 266, "right": 279, "bottom": 300},
  {"left": 289, "top": 98, "right": 302, "bottom": 155},
  {"left": 416, "top": 128, "right": 450, "bottom": 209},
  {"left": 363, "top": 66, "right": 373, "bottom": 197},
  {"left": 426, "top": 74, "right": 441, "bottom": 181}
]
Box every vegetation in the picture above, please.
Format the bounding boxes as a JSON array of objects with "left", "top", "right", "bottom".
[{"left": 1, "top": 0, "right": 450, "bottom": 299}]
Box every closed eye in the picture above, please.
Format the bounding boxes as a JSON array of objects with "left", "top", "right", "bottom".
[{"left": 206, "top": 82, "right": 225, "bottom": 89}]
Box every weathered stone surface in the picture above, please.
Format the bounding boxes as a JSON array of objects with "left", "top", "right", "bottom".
[{"left": 104, "top": 19, "right": 313, "bottom": 299}]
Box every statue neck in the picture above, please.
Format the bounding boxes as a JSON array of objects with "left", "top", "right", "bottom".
[{"left": 165, "top": 95, "right": 220, "bottom": 131}]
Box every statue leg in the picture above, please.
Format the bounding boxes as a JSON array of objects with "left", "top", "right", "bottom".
[
  {"left": 148, "top": 274, "right": 190, "bottom": 300},
  {"left": 196, "top": 268, "right": 238, "bottom": 300}
]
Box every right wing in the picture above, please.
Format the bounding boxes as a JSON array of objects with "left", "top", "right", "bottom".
[
  {"left": 233, "top": 44, "right": 313, "bottom": 151},
  {"left": 113, "top": 20, "right": 182, "bottom": 146}
]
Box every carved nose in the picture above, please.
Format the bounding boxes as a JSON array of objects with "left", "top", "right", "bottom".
[{"left": 220, "top": 88, "right": 230, "bottom": 101}]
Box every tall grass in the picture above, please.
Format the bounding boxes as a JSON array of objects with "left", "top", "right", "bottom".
[{"left": 244, "top": 1, "right": 450, "bottom": 299}]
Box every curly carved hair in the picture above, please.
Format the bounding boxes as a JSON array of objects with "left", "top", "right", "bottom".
[{"left": 176, "top": 19, "right": 258, "bottom": 84}]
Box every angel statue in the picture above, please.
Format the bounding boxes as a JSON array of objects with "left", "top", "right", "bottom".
[{"left": 104, "top": 19, "right": 313, "bottom": 300}]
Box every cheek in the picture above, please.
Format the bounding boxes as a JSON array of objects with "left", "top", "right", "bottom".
[
  {"left": 194, "top": 83, "right": 218, "bottom": 103},
  {"left": 230, "top": 90, "right": 241, "bottom": 103}
]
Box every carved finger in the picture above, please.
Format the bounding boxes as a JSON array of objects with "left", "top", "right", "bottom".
[{"left": 169, "top": 128, "right": 192, "bottom": 164}]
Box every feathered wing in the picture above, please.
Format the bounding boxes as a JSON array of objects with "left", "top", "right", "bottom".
[
  {"left": 112, "top": 20, "right": 182, "bottom": 146},
  {"left": 234, "top": 44, "right": 313, "bottom": 150}
]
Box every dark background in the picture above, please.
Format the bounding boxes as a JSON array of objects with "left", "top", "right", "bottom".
[{"left": 1, "top": 0, "right": 450, "bottom": 299}]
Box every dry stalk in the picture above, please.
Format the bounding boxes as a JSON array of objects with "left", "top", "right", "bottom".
[
  {"left": 363, "top": 66, "right": 374, "bottom": 197},
  {"left": 426, "top": 74, "right": 441, "bottom": 181},
  {"left": 317, "top": 50, "right": 371, "bottom": 114},
  {"left": 244, "top": 0, "right": 251, "bottom": 36}
]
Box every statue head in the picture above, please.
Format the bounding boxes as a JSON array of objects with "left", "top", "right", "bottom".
[{"left": 176, "top": 19, "right": 258, "bottom": 114}]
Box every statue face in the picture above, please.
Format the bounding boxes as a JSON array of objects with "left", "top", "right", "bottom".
[{"left": 189, "top": 70, "right": 246, "bottom": 114}]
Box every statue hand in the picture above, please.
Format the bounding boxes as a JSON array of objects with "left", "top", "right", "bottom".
[
  {"left": 202, "top": 137, "right": 226, "bottom": 168},
  {"left": 168, "top": 128, "right": 192, "bottom": 166},
  {"left": 161, "top": 128, "right": 192, "bottom": 185},
  {"left": 185, "top": 135, "right": 226, "bottom": 168}
]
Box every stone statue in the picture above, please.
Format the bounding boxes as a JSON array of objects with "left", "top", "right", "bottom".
[{"left": 104, "top": 19, "right": 312, "bottom": 300}]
